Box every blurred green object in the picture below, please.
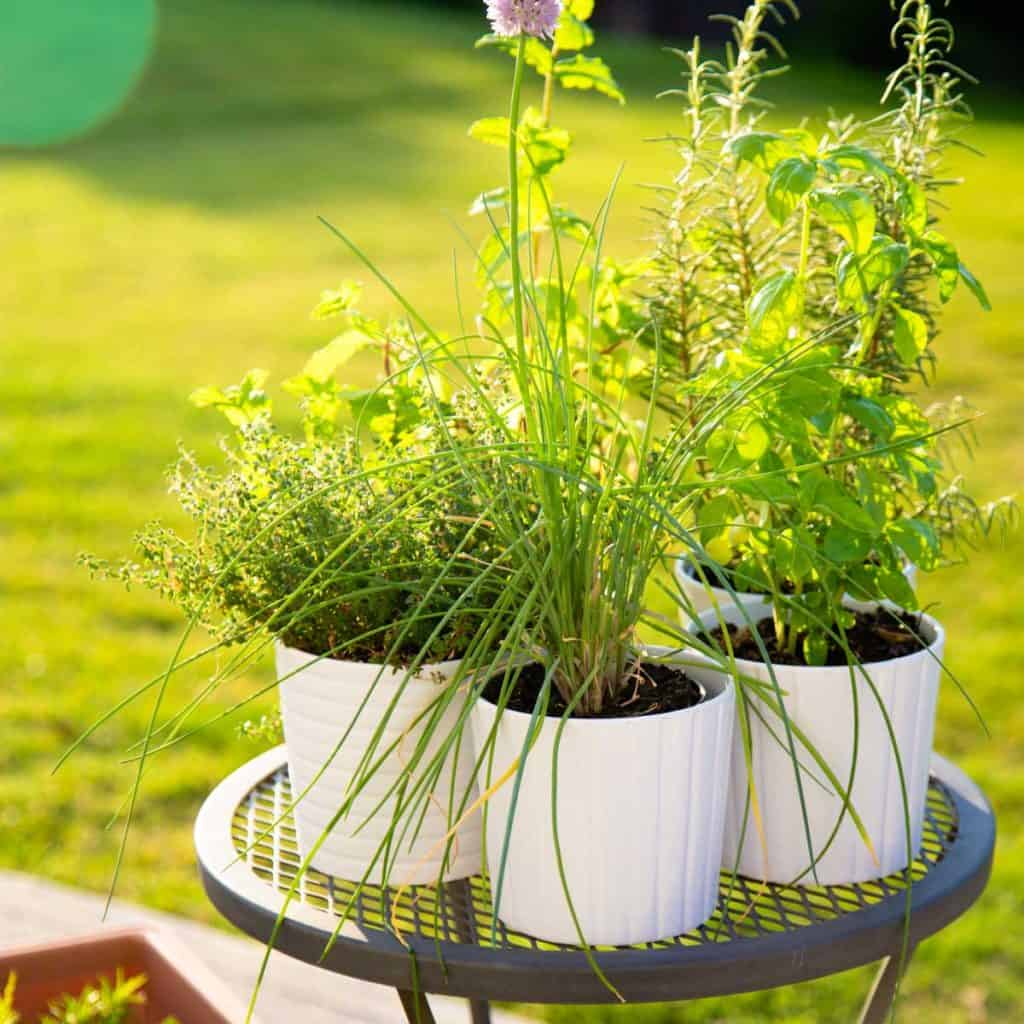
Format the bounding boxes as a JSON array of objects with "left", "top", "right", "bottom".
[{"left": 0, "top": 0, "right": 155, "bottom": 146}]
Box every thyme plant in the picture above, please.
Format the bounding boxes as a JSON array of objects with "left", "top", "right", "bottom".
[{"left": 83, "top": 327, "right": 500, "bottom": 665}]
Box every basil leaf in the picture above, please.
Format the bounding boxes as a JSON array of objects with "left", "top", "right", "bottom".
[{"left": 810, "top": 187, "right": 876, "bottom": 255}]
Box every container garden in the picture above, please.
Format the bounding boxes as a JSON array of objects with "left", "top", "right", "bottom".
[
  {"left": 470, "top": 651, "right": 735, "bottom": 945},
  {"left": 674, "top": 552, "right": 918, "bottom": 623},
  {"left": 0, "top": 927, "right": 247, "bottom": 1023},
  {"left": 277, "top": 643, "right": 482, "bottom": 885},
  {"left": 695, "top": 600, "right": 943, "bottom": 886}
]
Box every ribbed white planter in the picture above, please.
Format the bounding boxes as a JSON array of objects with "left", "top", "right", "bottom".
[
  {"left": 674, "top": 554, "right": 762, "bottom": 624},
  {"left": 276, "top": 644, "right": 482, "bottom": 885},
  {"left": 469, "top": 652, "right": 735, "bottom": 945},
  {"left": 674, "top": 553, "right": 918, "bottom": 624},
  {"left": 696, "top": 601, "right": 942, "bottom": 886}
]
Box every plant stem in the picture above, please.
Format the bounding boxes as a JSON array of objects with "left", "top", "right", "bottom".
[
  {"left": 508, "top": 35, "right": 529, "bottom": 381},
  {"left": 785, "top": 579, "right": 803, "bottom": 657},
  {"left": 796, "top": 198, "right": 812, "bottom": 338},
  {"left": 857, "top": 282, "right": 892, "bottom": 367},
  {"left": 541, "top": 44, "right": 559, "bottom": 127},
  {"left": 533, "top": 43, "right": 560, "bottom": 280}
]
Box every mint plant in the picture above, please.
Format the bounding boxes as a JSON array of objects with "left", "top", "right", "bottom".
[{"left": 471, "top": 1, "right": 653, "bottom": 399}]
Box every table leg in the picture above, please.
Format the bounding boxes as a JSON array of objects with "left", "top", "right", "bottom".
[
  {"left": 447, "top": 878, "right": 493, "bottom": 1024},
  {"left": 857, "top": 944, "right": 917, "bottom": 1024},
  {"left": 398, "top": 987, "right": 438, "bottom": 1024},
  {"left": 467, "top": 1000, "right": 493, "bottom": 1024}
]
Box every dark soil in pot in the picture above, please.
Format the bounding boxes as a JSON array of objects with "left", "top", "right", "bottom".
[
  {"left": 483, "top": 662, "right": 704, "bottom": 718},
  {"left": 704, "top": 607, "right": 929, "bottom": 666}
]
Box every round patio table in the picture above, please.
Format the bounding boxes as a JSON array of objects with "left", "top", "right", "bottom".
[{"left": 195, "top": 747, "right": 994, "bottom": 1024}]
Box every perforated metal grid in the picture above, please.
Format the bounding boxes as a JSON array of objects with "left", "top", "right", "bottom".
[{"left": 230, "top": 765, "right": 959, "bottom": 953}]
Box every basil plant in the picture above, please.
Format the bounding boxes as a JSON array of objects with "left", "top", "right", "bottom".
[{"left": 650, "top": 0, "right": 1013, "bottom": 663}]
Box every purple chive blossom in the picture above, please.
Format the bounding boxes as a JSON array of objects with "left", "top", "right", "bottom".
[{"left": 485, "top": 0, "right": 562, "bottom": 39}]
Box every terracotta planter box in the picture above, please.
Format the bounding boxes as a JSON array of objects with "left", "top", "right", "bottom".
[{"left": 0, "top": 927, "right": 248, "bottom": 1022}]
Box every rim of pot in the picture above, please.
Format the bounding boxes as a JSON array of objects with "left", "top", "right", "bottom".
[
  {"left": 675, "top": 550, "right": 915, "bottom": 588},
  {"left": 275, "top": 641, "right": 464, "bottom": 674},
  {"left": 476, "top": 647, "right": 737, "bottom": 722},
  {"left": 691, "top": 603, "right": 945, "bottom": 674},
  {"left": 673, "top": 551, "right": 765, "bottom": 599}
]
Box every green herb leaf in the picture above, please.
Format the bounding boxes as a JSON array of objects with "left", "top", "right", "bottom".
[
  {"left": 554, "top": 12, "right": 594, "bottom": 51},
  {"left": 519, "top": 108, "right": 572, "bottom": 174},
  {"left": 826, "top": 144, "right": 893, "bottom": 179},
  {"left": 836, "top": 237, "right": 909, "bottom": 310},
  {"left": 190, "top": 369, "right": 271, "bottom": 427},
  {"left": 776, "top": 526, "right": 816, "bottom": 582},
  {"left": 895, "top": 174, "right": 928, "bottom": 234},
  {"left": 736, "top": 420, "right": 770, "bottom": 461},
  {"left": 696, "top": 495, "right": 734, "bottom": 544},
  {"left": 766, "top": 157, "right": 817, "bottom": 224},
  {"left": 885, "top": 518, "right": 940, "bottom": 568},
  {"left": 471, "top": 111, "right": 571, "bottom": 176},
  {"left": 810, "top": 187, "right": 876, "bottom": 255},
  {"left": 468, "top": 116, "right": 510, "bottom": 148},
  {"left": 803, "top": 631, "right": 830, "bottom": 667},
  {"left": 310, "top": 281, "right": 362, "bottom": 320},
  {"left": 782, "top": 129, "right": 819, "bottom": 157},
  {"left": 747, "top": 270, "right": 799, "bottom": 349},
  {"left": 779, "top": 366, "right": 835, "bottom": 418},
  {"left": 959, "top": 261, "right": 992, "bottom": 311},
  {"left": 878, "top": 566, "right": 918, "bottom": 609},
  {"left": 920, "top": 230, "right": 960, "bottom": 302},
  {"left": 730, "top": 131, "right": 800, "bottom": 172},
  {"left": 800, "top": 473, "right": 879, "bottom": 534},
  {"left": 299, "top": 331, "right": 373, "bottom": 382},
  {"left": 823, "top": 525, "right": 872, "bottom": 563},
  {"left": 891, "top": 304, "right": 929, "bottom": 364},
  {"left": 475, "top": 35, "right": 553, "bottom": 75},
  {"left": 732, "top": 472, "right": 797, "bottom": 503},
  {"left": 553, "top": 55, "right": 624, "bottom": 103},
  {"left": 844, "top": 396, "right": 895, "bottom": 439}
]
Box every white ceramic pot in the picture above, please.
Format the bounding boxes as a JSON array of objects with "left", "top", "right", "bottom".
[
  {"left": 695, "top": 601, "right": 942, "bottom": 886},
  {"left": 469, "top": 651, "right": 735, "bottom": 945},
  {"left": 675, "top": 552, "right": 918, "bottom": 624},
  {"left": 276, "top": 644, "right": 482, "bottom": 885},
  {"left": 674, "top": 553, "right": 762, "bottom": 624}
]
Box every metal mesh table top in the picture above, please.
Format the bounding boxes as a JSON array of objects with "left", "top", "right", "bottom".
[
  {"left": 195, "top": 748, "right": 994, "bottom": 1004},
  {"left": 237, "top": 766, "right": 954, "bottom": 949}
]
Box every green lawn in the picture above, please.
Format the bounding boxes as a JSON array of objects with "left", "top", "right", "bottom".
[{"left": 2, "top": 1, "right": 1022, "bottom": 1020}]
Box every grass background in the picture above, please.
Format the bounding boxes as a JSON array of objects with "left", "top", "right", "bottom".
[{"left": 2, "top": 0, "right": 1021, "bottom": 1020}]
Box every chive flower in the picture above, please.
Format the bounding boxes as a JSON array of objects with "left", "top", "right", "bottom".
[{"left": 485, "top": 0, "right": 562, "bottom": 39}]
